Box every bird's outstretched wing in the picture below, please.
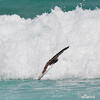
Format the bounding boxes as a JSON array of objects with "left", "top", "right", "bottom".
[
  {"left": 50, "top": 46, "right": 69, "bottom": 60},
  {"left": 38, "top": 46, "right": 69, "bottom": 80}
]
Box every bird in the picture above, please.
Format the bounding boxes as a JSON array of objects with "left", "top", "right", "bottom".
[{"left": 38, "top": 46, "right": 69, "bottom": 80}]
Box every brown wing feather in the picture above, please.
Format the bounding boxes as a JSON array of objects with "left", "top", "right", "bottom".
[
  {"left": 42, "top": 62, "right": 49, "bottom": 73},
  {"left": 51, "top": 46, "right": 69, "bottom": 60}
]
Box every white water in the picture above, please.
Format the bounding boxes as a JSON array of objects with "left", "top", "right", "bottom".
[{"left": 0, "top": 7, "right": 100, "bottom": 80}]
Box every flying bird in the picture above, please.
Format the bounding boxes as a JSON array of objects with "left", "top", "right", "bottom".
[{"left": 38, "top": 46, "right": 69, "bottom": 80}]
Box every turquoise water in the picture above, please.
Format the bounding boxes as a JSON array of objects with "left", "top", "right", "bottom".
[
  {"left": 0, "top": 0, "right": 100, "bottom": 100},
  {"left": 0, "top": 79, "right": 100, "bottom": 100},
  {"left": 0, "top": 0, "right": 100, "bottom": 18}
]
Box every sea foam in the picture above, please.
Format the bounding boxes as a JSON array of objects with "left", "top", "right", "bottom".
[{"left": 0, "top": 7, "right": 100, "bottom": 80}]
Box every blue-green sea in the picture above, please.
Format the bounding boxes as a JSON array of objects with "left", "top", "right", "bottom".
[
  {"left": 0, "top": 79, "right": 100, "bottom": 100},
  {"left": 0, "top": 0, "right": 100, "bottom": 100}
]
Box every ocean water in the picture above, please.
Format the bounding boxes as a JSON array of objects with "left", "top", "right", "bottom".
[{"left": 0, "top": 0, "right": 100, "bottom": 100}]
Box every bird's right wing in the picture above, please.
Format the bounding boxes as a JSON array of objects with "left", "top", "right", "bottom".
[{"left": 51, "top": 46, "right": 69, "bottom": 59}]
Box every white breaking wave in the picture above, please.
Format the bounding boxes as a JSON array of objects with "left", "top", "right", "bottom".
[{"left": 0, "top": 7, "right": 100, "bottom": 80}]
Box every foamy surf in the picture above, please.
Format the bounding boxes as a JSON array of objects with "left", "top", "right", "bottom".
[{"left": 0, "top": 7, "right": 100, "bottom": 80}]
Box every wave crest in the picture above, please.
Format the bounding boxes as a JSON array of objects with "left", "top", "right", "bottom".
[{"left": 0, "top": 7, "right": 100, "bottom": 80}]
